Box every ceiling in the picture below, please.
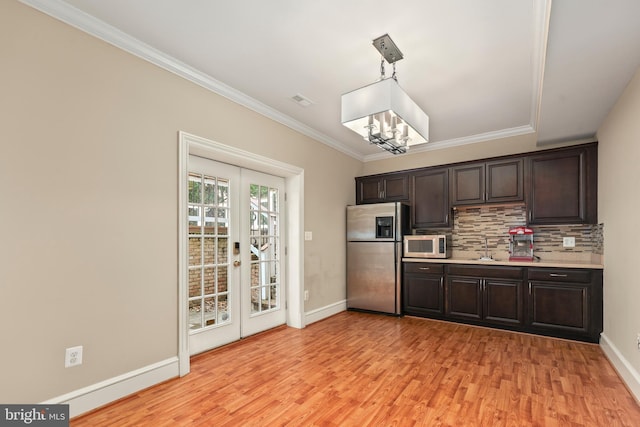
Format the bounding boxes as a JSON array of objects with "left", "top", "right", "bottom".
[{"left": 22, "top": 0, "right": 640, "bottom": 161}]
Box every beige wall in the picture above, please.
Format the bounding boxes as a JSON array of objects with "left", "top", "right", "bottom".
[
  {"left": 0, "top": 1, "right": 360, "bottom": 403},
  {"left": 597, "top": 66, "right": 640, "bottom": 376},
  {"left": 4, "top": 0, "right": 637, "bottom": 408}
]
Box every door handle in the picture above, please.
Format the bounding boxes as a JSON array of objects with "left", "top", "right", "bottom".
[{"left": 233, "top": 261, "right": 241, "bottom": 267}]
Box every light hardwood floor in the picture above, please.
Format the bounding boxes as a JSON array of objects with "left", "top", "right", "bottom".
[{"left": 72, "top": 311, "right": 640, "bottom": 426}]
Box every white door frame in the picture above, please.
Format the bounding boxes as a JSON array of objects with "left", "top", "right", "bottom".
[{"left": 178, "top": 131, "right": 305, "bottom": 376}]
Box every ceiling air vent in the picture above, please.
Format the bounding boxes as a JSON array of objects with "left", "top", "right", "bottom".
[{"left": 291, "top": 93, "right": 314, "bottom": 107}]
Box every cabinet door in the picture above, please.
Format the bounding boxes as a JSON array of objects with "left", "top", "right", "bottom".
[
  {"left": 356, "top": 174, "right": 409, "bottom": 204},
  {"left": 446, "top": 276, "right": 482, "bottom": 320},
  {"left": 527, "top": 281, "right": 589, "bottom": 334},
  {"left": 451, "top": 163, "right": 485, "bottom": 205},
  {"left": 486, "top": 158, "right": 523, "bottom": 203},
  {"left": 356, "top": 176, "right": 382, "bottom": 204},
  {"left": 451, "top": 159, "right": 523, "bottom": 206},
  {"left": 382, "top": 174, "right": 409, "bottom": 201},
  {"left": 403, "top": 275, "right": 444, "bottom": 316},
  {"left": 484, "top": 279, "right": 523, "bottom": 326},
  {"left": 411, "top": 168, "right": 450, "bottom": 228},
  {"left": 526, "top": 145, "right": 596, "bottom": 224}
]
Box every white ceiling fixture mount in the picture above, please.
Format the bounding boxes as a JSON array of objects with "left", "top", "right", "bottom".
[{"left": 341, "top": 34, "right": 429, "bottom": 155}]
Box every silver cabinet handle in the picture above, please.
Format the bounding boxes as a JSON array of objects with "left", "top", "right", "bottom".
[
  {"left": 419, "top": 267, "right": 430, "bottom": 271},
  {"left": 550, "top": 273, "right": 567, "bottom": 277}
]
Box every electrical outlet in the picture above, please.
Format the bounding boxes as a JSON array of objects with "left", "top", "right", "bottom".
[
  {"left": 65, "top": 346, "right": 83, "bottom": 368},
  {"left": 563, "top": 237, "right": 576, "bottom": 248},
  {"left": 304, "top": 231, "right": 313, "bottom": 241},
  {"left": 304, "top": 290, "right": 309, "bottom": 301}
]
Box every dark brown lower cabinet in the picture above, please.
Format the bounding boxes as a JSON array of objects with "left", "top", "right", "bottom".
[
  {"left": 528, "top": 283, "right": 588, "bottom": 331},
  {"left": 402, "top": 263, "right": 602, "bottom": 343},
  {"left": 403, "top": 263, "right": 444, "bottom": 317},
  {"left": 527, "top": 268, "right": 602, "bottom": 342},
  {"left": 446, "top": 276, "right": 481, "bottom": 320},
  {"left": 445, "top": 265, "right": 524, "bottom": 327},
  {"left": 484, "top": 279, "right": 523, "bottom": 325}
]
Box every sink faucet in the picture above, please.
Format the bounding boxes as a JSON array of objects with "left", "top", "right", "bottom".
[{"left": 483, "top": 237, "right": 492, "bottom": 260}]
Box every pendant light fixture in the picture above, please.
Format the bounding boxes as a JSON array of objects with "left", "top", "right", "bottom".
[{"left": 341, "top": 34, "right": 429, "bottom": 155}]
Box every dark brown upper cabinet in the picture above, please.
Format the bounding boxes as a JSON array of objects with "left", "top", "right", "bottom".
[
  {"left": 451, "top": 158, "right": 524, "bottom": 206},
  {"left": 355, "top": 172, "right": 409, "bottom": 204},
  {"left": 526, "top": 144, "right": 597, "bottom": 224},
  {"left": 354, "top": 142, "right": 597, "bottom": 227},
  {"left": 411, "top": 168, "right": 450, "bottom": 228}
]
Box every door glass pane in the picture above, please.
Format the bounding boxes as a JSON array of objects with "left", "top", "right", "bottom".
[
  {"left": 189, "top": 173, "right": 232, "bottom": 333},
  {"left": 269, "top": 284, "right": 278, "bottom": 310},
  {"left": 248, "top": 182, "right": 280, "bottom": 315},
  {"left": 204, "top": 207, "right": 216, "bottom": 234},
  {"left": 204, "top": 176, "right": 216, "bottom": 204},
  {"left": 188, "top": 205, "right": 201, "bottom": 227},
  {"left": 188, "top": 174, "right": 202, "bottom": 204},
  {"left": 218, "top": 294, "right": 229, "bottom": 323},
  {"left": 218, "top": 237, "right": 228, "bottom": 264},
  {"left": 203, "top": 237, "right": 214, "bottom": 264},
  {"left": 270, "top": 188, "right": 278, "bottom": 212},
  {"left": 217, "top": 208, "right": 229, "bottom": 236},
  {"left": 189, "top": 299, "right": 202, "bottom": 330},
  {"left": 250, "top": 262, "right": 259, "bottom": 286},
  {"left": 218, "top": 179, "right": 229, "bottom": 208},
  {"left": 218, "top": 265, "right": 228, "bottom": 292},
  {"left": 188, "top": 268, "right": 201, "bottom": 298},
  {"left": 203, "top": 296, "right": 216, "bottom": 326},
  {"left": 189, "top": 237, "right": 202, "bottom": 266},
  {"left": 203, "top": 267, "right": 215, "bottom": 295},
  {"left": 260, "top": 185, "right": 269, "bottom": 210}
]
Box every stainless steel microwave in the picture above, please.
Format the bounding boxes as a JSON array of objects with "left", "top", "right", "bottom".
[{"left": 404, "top": 235, "right": 451, "bottom": 258}]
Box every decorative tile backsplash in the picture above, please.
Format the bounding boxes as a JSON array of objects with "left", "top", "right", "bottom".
[{"left": 416, "top": 204, "right": 604, "bottom": 262}]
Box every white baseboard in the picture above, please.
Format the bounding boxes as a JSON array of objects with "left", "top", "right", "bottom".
[
  {"left": 600, "top": 333, "right": 640, "bottom": 402},
  {"left": 304, "top": 299, "right": 347, "bottom": 325},
  {"left": 46, "top": 298, "right": 347, "bottom": 419},
  {"left": 37, "top": 328, "right": 639, "bottom": 420},
  {"left": 42, "top": 357, "right": 179, "bottom": 418}
]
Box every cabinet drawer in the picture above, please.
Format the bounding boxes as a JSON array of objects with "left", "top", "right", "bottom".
[
  {"left": 447, "top": 265, "right": 524, "bottom": 280},
  {"left": 404, "top": 263, "right": 444, "bottom": 275},
  {"left": 528, "top": 268, "right": 591, "bottom": 283}
]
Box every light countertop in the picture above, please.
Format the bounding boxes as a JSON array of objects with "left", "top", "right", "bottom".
[{"left": 402, "top": 257, "right": 604, "bottom": 270}]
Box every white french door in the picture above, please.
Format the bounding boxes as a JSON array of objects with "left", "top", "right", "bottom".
[
  {"left": 188, "top": 156, "right": 240, "bottom": 354},
  {"left": 187, "top": 156, "right": 286, "bottom": 355},
  {"left": 241, "top": 169, "right": 287, "bottom": 337}
]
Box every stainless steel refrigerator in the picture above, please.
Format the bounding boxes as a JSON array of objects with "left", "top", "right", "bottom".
[{"left": 346, "top": 202, "right": 409, "bottom": 315}]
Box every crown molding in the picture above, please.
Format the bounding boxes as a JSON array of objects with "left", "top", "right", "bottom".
[
  {"left": 20, "top": 0, "right": 549, "bottom": 165},
  {"left": 530, "top": 0, "right": 553, "bottom": 132},
  {"left": 19, "top": 0, "right": 366, "bottom": 162}
]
